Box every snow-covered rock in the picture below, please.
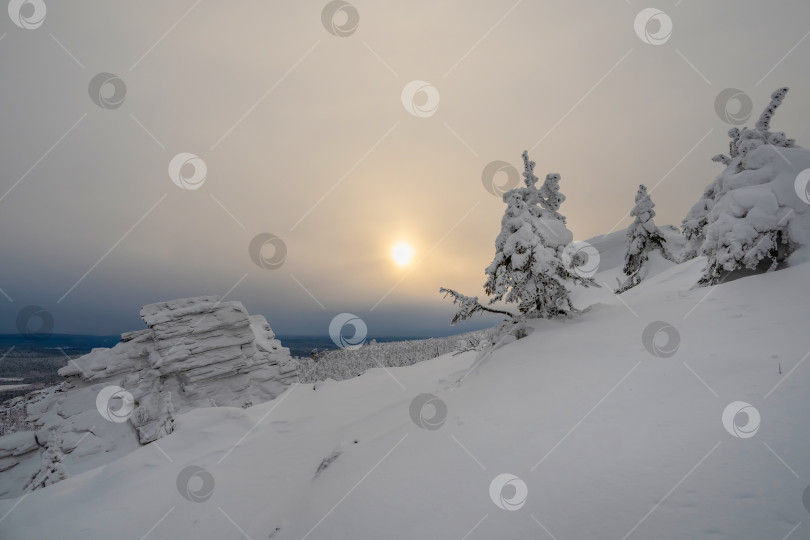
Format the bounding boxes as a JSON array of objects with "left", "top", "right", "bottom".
[{"left": 0, "top": 296, "right": 297, "bottom": 498}]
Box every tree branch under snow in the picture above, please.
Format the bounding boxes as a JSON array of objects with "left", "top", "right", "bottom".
[{"left": 439, "top": 287, "right": 514, "bottom": 324}]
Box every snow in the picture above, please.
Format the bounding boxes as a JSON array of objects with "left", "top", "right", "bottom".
[
  {"left": 0, "top": 297, "right": 297, "bottom": 499},
  {"left": 471, "top": 151, "right": 597, "bottom": 320},
  {"left": 574, "top": 225, "right": 684, "bottom": 301},
  {"left": 685, "top": 88, "right": 809, "bottom": 283},
  {"left": 0, "top": 386, "right": 31, "bottom": 392},
  {"left": 618, "top": 185, "right": 673, "bottom": 291},
  {"left": 297, "top": 330, "right": 490, "bottom": 382},
  {"left": 26, "top": 431, "right": 67, "bottom": 491},
  {"left": 701, "top": 145, "right": 810, "bottom": 281},
  {"left": 1, "top": 230, "right": 808, "bottom": 539}
]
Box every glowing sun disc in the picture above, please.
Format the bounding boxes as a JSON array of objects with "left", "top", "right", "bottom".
[{"left": 392, "top": 242, "right": 414, "bottom": 266}]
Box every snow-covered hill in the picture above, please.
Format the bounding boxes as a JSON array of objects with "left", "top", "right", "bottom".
[{"left": 2, "top": 228, "right": 808, "bottom": 539}]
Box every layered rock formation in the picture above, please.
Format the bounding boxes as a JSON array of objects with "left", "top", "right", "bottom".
[{"left": 0, "top": 297, "right": 297, "bottom": 498}]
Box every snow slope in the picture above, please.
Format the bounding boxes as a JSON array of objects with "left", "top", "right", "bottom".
[{"left": 1, "top": 237, "right": 808, "bottom": 539}]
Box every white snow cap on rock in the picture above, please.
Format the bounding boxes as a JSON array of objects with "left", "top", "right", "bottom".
[{"left": 0, "top": 296, "right": 297, "bottom": 499}]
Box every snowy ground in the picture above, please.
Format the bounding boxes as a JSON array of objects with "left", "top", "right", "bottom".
[{"left": 1, "top": 232, "right": 808, "bottom": 539}]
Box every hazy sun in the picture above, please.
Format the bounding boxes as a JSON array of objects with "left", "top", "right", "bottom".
[{"left": 391, "top": 242, "right": 414, "bottom": 266}]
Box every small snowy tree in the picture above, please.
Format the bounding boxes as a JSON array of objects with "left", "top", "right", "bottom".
[
  {"left": 441, "top": 150, "right": 597, "bottom": 324},
  {"left": 617, "top": 185, "right": 672, "bottom": 292},
  {"left": 27, "top": 430, "right": 68, "bottom": 491}
]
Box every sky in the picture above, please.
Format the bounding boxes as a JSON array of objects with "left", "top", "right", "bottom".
[{"left": 1, "top": 0, "right": 809, "bottom": 337}]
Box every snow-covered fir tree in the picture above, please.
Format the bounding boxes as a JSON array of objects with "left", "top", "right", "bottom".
[
  {"left": 617, "top": 185, "right": 672, "bottom": 292},
  {"left": 681, "top": 87, "right": 803, "bottom": 284},
  {"left": 686, "top": 89, "right": 796, "bottom": 264},
  {"left": 27, "top": 430, "right": 68, "bottom": 491},
  {"left": 441, "top": 150, "right": 597, "bottom": 324}
]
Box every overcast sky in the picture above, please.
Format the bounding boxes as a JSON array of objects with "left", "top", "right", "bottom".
[{"left": 1, "top": 0, "right": 809, "bottom": 337}]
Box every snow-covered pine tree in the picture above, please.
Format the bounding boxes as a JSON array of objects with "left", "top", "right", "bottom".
[
  {"left": 682, "top": 88, "right": 796, "bottom": 265},
  {"left": 617, "top": 185, "right": 672, "bottom": 292},
  {"left": 441, "top": 150, "right": 597, "bottom": 324},
  {"left": 27, "top": 430, "right": 68, "bottom": 491}
]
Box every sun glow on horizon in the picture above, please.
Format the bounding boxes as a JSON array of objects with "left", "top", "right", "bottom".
[{"left": 391, "top": 242, "right": 414, "bottom": 266}]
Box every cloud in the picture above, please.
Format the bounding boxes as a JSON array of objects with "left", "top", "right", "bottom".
[{"left": 1, "top": 1, "right": 809, "bottom": 334}]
